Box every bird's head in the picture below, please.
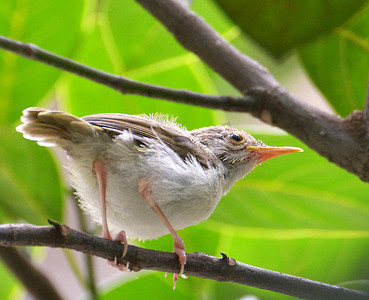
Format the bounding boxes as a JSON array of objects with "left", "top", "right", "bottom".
[{"left": 191, "top": 125, "right": 302, "bottom": 192}]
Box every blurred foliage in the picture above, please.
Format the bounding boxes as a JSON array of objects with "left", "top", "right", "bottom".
[
  {"left": 0, "top": 261, "right": 22, "bottom": 300},
  {"left": 0, "top": 0, "right": 368, "bottom": 299},
  {"left": 0, "top": 127, "right": 63, "bottom": 224}
]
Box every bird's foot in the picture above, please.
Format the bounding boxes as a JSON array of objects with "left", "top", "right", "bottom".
[
  {"left": 114, "top": 230, "right": 128, "bottom": 258},
  {"left": 106, "top": 230, "right": 130, "bottom": 272},
  {"left": 172, "top": 239, "right": 187, "bottom": 289},
  {"left": 108, "top": 258, "right": 130, "bottom": 272}
]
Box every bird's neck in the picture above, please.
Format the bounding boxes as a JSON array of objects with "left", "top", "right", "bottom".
[{"left": 219, "top": 163, "right": 256, "bottom": 195}]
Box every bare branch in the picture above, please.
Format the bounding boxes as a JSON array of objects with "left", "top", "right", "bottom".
[
  {"left": 0, "top": 35, "right": 248, "bottom": 111},
  {"left": 0, "top": 223, "right": 368, "bottom": 300},
  {"left": 0, "top": 246, "right": 64, "bottom": 300}
]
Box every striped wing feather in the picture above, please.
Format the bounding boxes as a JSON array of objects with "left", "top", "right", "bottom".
[{"left": 82, "top": 113, "right": 210, "bottom": 167}]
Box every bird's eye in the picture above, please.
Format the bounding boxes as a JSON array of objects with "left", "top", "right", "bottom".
[{"left": 229, "top": 133, "right": 244, "bottom": 143}]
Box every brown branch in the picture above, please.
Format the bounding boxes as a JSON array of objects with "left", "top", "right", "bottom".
[
  {"left": 0, "top": 223, "right": 368, "bottom": 300},
  {"left": 0, "top": 246, "right": 64, "bottom": 300},
  {"left": 136, "top": 0, "right": 369, "bottom": 182},
  {"left": 0, "top": 35, "right": 248, "bottom": 111}
]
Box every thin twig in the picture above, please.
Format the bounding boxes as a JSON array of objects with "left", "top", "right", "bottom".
[
  {"left": 0, "top": 35, "right": 248, "bottom": 111},
  {"left": 0, "top": 223, "right": 368, "bottom": 300},
  {"left": 0, "top": 246, "right": 64, "bottom": 300}
]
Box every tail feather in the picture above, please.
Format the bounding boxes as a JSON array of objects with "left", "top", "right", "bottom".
[
  {"left": 19, "top": 107, "right": 47, "bottom": 123},
  {"left": 17, "top": 107, "right": 100, "bottom": 147}
]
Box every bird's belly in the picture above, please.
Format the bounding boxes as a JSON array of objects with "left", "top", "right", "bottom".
[
  {"left": 69, "top": 159, "right": 164, "bottom": 240},
  {"left": 72, "top": 165, "right": 222, "bottom": 240},
  {"left": 105, "top": 172, "right": 223, "bottom": 240},
  {"left": 67, "top": 140, "right": 224, "bottom": 240}
]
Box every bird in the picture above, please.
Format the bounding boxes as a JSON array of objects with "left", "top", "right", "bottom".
[{"left": 16, "top": 107, "right": 302, "bottom": 287}]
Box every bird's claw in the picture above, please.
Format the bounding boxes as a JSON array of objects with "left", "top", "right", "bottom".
[
  {"left": 105, "top": 230, "right": 130, "bottom": 272},
  {"left": 171, "top": 241, "right": 187, "bottom": 289},
  {"left": 108, "top": 257, "right": 130, "bottom": 272},
  {"left": 114, "top": 230, "right": 128, "bottom": 258}
]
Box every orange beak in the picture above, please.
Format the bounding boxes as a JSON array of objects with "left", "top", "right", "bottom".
[{"left": 246, "top": 145, "right": 303, "bottom": 163}]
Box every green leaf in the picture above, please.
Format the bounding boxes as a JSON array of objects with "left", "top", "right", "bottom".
[
  {"left": 0, "top": 126, "right": 64, "bottom": 223},
  {"left": 213, "top": 0, "right": 368, "bottom": 57},
  {"left": 299, "top": 7, "right": 369, "bottom": 116},
  {"left": 0, "top": 0, "right": 84, "bottom": 124}
]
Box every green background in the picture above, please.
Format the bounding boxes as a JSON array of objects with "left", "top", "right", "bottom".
[{"left": 0, "top": 0, "right": 368, "bottom": 299}]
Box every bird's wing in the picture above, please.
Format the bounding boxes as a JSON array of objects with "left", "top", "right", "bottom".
[{"left": 82, "top": 113, "right": 211, "bottom": 168}]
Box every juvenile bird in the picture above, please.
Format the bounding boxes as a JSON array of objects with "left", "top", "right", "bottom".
[{"left": 17, "top": 107, "right": 302, "bottom": 286}]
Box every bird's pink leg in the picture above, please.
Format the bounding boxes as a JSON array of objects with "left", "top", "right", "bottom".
[
  {"left": 94, "top": 159, "right": 111, "bottom": 240},
  {"left": 138, "top": 178, "right": 186, "bottom": 289},
  {"left": 94, "top": 159, "right": 128, "bottom": 269}
]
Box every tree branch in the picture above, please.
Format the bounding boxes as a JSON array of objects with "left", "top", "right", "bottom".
[
  {"left": 0, "top": 223, "right": 368, "bottom": 300},
  {"left": 0, "top": 35, "right": 248, "bottom": 111},
  {"left": 135, "top": 0, "right": 369, "bottom": 182},
  {"left": 0, "top": 246, "right": 64, "bottom": 300}
]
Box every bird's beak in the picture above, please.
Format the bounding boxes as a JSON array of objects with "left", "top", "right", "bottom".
[{"left": 246, "top": 146, "right": 303, "bottom": 163}]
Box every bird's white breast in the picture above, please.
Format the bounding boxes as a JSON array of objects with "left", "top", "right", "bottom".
[{"left": 68, "top": 131, "right": 224, "bottom": 240}]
